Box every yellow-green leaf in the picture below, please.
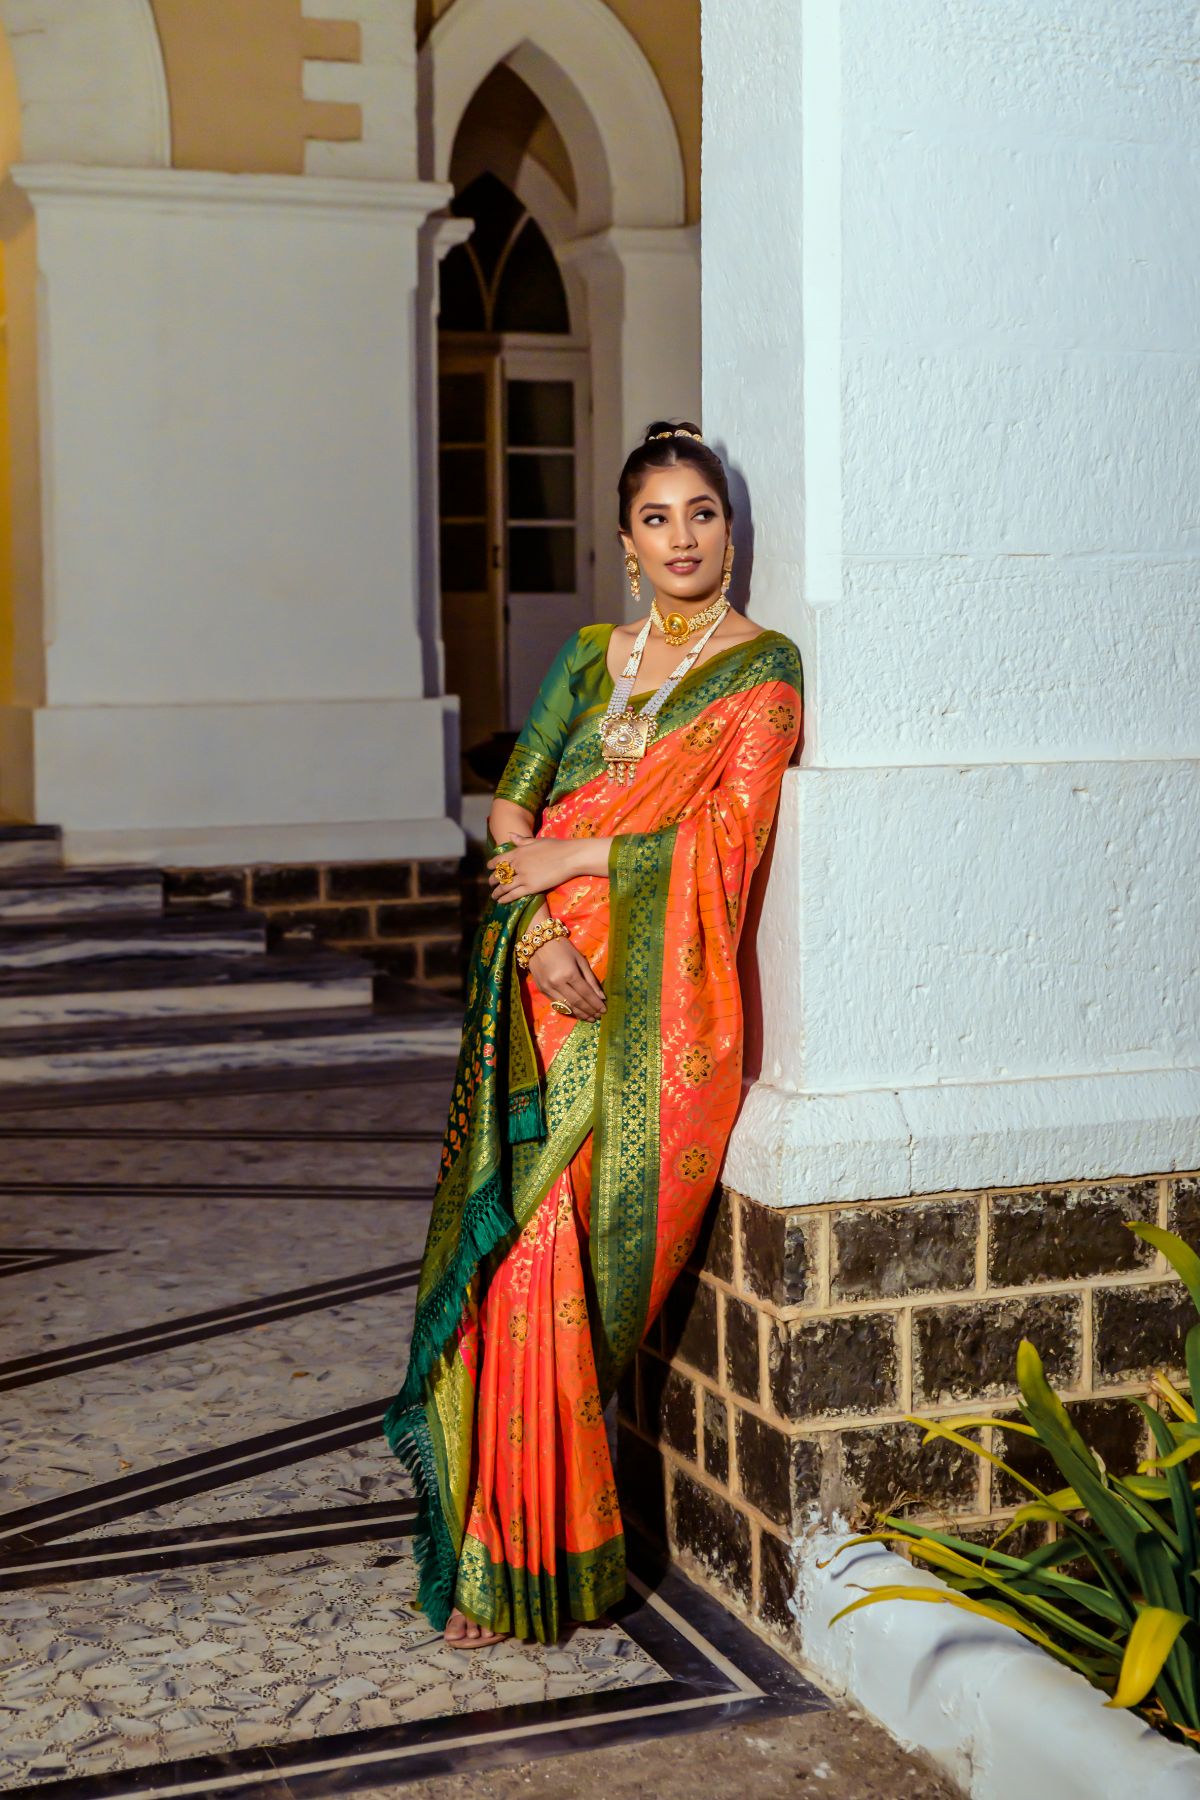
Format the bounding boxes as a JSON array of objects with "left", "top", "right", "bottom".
[
  {"left": 1128, "top": 1223, "right": 1200, "bottom": 1313},
  {"left": 829, "top": 1585, "right": 1091, "bottom": 1672},
  {"left": 1106, "top": 1606, "right": 1189, "bottom": 1710}
]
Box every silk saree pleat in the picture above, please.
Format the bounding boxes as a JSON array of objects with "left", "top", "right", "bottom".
[{"left": 383, "top": 630, "right": 803, "bottom": 1641}]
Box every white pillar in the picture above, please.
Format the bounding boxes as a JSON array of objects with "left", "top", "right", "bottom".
[
  {"left": 704, "top": 0, "right": 1200, "bottom": 1203},
  {"left": 563, "top": 226, "right": 701, "bottom": 623},
  {"left": 3, "top": 164, "right": 464, "bottom": 867}
]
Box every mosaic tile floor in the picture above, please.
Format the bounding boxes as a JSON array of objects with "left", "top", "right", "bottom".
[{"left": 0, "top": 1065, "right": 825, "bottom": 1797}]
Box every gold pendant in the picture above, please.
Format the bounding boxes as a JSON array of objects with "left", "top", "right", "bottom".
[
  {"left": 599, "top": 709, "right": 655, "bottom": 781},
  {"left": 661, "top": 610, "right": 689, "bottom": 646}
]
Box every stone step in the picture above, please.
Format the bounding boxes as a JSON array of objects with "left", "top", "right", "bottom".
[
  {"left": 0, "top": 866, "right": 163, "bottom": 921},
  {"left": 0, "top": 908, "right": 268, "bottom": 973},
  {"left": 0, "top": 823, "right": 63, "bottom": 872},
  {"left": 0, "top": 1006, "right": 463, "bottom": 1104},
  {"left": 0, "top": 950, "right": 376, "bottom": 1029}
]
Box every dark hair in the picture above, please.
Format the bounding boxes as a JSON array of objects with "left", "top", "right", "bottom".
[{"left": 617, "top": 419, "right": 734, "bottom": 533}]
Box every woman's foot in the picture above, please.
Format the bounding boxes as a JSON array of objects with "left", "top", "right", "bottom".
[{"left": 442, "top": 1607, "right": 508, "bottom": 1648}]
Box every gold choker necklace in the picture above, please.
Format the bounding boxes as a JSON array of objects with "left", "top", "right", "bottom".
[{"left": 651, "top": 593, "right": 729, "bottom": 648}]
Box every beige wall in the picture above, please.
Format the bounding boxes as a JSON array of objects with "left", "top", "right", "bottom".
[
  {"left": 150, "top": 0, "right": 362, "bottom": 175},
  {"left": 419, "top": 0, "right": 700, "bottom": 223}
]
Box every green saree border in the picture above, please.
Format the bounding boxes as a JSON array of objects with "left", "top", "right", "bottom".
[
  {"left": 382, "top": 1012, "right": 600, "bottom": 1633},
  {"left": 455, "top": 1532, "right": 627, "bottom": 1641},
  {"left": 494, "top": 741, "right": 557, "bottom": 814},
  {"left": 589, "top": 826, "right": 676, "bottom": 1397},
  {"left": 547, "top": 628, "right": 802, "bottom": 805}
]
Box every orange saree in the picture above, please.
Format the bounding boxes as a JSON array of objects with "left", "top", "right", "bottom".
[{"left": 383, "top": 622, "right": 803, "bottom": 1642}]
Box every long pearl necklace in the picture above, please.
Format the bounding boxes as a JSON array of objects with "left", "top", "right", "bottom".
[{"left": 598, "top": 603, "right": 729, "bottom": 783}]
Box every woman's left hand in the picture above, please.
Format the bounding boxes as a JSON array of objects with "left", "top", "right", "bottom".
[{"left": 487, "top": 835, "right": 585, "bottom": 902}]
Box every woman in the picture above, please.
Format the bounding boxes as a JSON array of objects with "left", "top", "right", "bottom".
[{"left": 383, "top": 420, "right": 803, "bottom": 1648}]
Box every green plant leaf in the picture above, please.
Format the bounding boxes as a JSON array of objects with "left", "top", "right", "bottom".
[
  {"left": 1106, "top": 1606, "right": 1189, "bottom": 1711},
  {"left": 1128, "top": 1223, "right": 1200, "bottom": 1315},
  {"left": 829, "top": 1584, "right": 1095, "bottom": 1675}
]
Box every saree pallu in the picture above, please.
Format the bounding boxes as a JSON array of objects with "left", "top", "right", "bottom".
[{"left": 382, "top": 626, "right": 803, "bottom": 1642}]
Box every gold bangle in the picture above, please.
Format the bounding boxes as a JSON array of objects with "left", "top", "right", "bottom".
[{"left": 515, "top": 917, "right": 569, "bottom": 970}]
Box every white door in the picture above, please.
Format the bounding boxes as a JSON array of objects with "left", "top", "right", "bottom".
[{"left": 501, "top": 346, "right": 592, "bottom": 730}]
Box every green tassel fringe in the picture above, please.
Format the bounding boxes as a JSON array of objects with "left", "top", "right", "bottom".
[{"left": 380, "top": 1399, "right": 458, "bottom": 1631}]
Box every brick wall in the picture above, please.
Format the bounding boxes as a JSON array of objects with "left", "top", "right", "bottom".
[
  {"left": 616, "top": 1170, "right": 1200, "bottom": 1650},
  {"left": 165, "top": 857, "right": 467, "bottom": 994}
]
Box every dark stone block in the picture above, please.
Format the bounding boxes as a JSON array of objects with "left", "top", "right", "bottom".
[
  {"left": 265, "top": 912, "right": 320, "bottom": 946},
  {"left": 838, "top": 1420, "right": 981, "bottom": 1518},
  {"left": 958, "top": 1516, "right": 1049, "bottom": 1559},
  {"left": 758, "top": 1528, "right": 799, "bottom": 1635},
  {"left": 376, "top": 900, "right": 463, "bottom": 939},
  {"left": 164, "top": 867, "right": 247, "bottom": 906},
  {"left": 723, "top": 1293, "right": 762, "bottom": 1401},
  {"left": 912, "top": 1292, "right": 1081, "bottom": 1406},
  {"left": 739, "top": 1195, "right": 815, "bottom": 1308},
  {"left": 617, "top": 1425, "right": 666, "bottom": 1544},
  {"left": 703, "top": 1391, "right": 730, "bottom": 1486},
  {"left": 833, "top": 1199, "right": 977, "bottom": 1302},
  {"left": 265, "top": 905, "right": 369, "bottom": 944},
  {"left": 250, "top": 865, "right": 321, "bottom": 905},
  {"left": 670, "top": 1467, "right": 752, "bottom": 1606},
  {"left": 661, "top": 1272, "right": 719, "bottom": 1380},
  {"left": 639, "top": 1354, "right": 698, "bottom": 1460},
  {"left": 734, "top": 1408, "right": 821, "bottom": 1531},
  {"left": 687, "top": 1187, "right": 734, "bottom": 1284},
  {"left": 326, "top": 862, "right": 415, "bottom": 901},
  {"left": 1168, "top": 1177, "right": 1200, "bottom": 1249},
  {"left": 416, "top": 857, "right": 465, "bottom": 898},
  {"left": 767, "top": 1312, "right": 898, "bottom": 1421},
  {"left": 368, "top": 943, "right": 419, "bottom": 982},
  {"left": 992, "top": 1395, "right": 1147, "bottom": 1508},
  {"left": 421, "top": 939, "right": 467, "bottom": 984},
  {"left": 988, "top": 1182, "right": 1157, "bottom": 1288},
  {"left": 1094, "top": 1281, "right": 1194, "bottom": 1385}
]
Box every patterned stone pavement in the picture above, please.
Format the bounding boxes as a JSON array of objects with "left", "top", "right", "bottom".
[{"left": 0, "top": 1064, "right": 956, "bottom": 1798}]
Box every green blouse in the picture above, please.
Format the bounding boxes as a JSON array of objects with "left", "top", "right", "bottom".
[{"left": 493, "top": 621, "right": 800, "bottom": 817}]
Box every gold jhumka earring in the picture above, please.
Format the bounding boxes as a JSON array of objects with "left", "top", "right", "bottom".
[
  {"left": 720, "top": 540, "right": 735, "bottom": 601},
  {"left": 625, "top": 549, "right": 641, "bottom": 605}
]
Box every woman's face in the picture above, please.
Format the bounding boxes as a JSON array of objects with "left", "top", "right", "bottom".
[{"left": 619, "top": 464, "right": 729, "bottom": 605}]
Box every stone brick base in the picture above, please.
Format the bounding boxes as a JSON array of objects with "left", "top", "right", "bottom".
[
  {"left": 165, "top": 858, "right": 466, "bottom": 994},
  {"left": 616, "top": 1169, "right": 1200, "bottom": 1648}
]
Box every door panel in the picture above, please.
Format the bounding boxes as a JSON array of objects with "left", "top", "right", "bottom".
[
  {"left": 437, "top": 352, "right": 503, "bottom": 780},
  {"left": 502, "top": 357, "right": 591, "bottom": 729}
]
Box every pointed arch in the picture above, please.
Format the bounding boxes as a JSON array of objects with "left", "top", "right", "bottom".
[{"left": 423, "top": 0, "right": 684, "bottom": 234}]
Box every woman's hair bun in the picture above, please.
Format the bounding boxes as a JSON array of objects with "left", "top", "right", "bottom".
[{"left": 642, "top": 418, "right": 704, "bottom": 443}]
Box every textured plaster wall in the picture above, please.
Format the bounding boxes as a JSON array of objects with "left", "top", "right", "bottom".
[{"left": 704, "top": 0, "right": 1200, "bottom": 1195}]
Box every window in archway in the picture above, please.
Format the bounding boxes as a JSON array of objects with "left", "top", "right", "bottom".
[{"left": 440, "top": 172, "right": 570, "bottom": 335}]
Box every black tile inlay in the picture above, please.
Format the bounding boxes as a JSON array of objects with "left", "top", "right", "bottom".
[
  {"left": 0, "top": 1545, "right": 826, "bottom": 1800},
  {"left": 0, "top": 1259, "right": 421, "bottom": 1391},
  {"left": 0, "top": 1181, "right": 432, "bottom": 1201},
  {"left": 0, "top": 1398, "right": 399, "bottom": 1549},
  {"left": 0, "top": 1244, "right": 114, "bottom": 1278}
]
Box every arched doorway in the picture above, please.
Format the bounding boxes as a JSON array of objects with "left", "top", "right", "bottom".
[
  {"left": 439, "top": 160, "right": 591, "bottom": 792},
  {"left": 423, "top": 0, "right": 698, "bottom": 797}
]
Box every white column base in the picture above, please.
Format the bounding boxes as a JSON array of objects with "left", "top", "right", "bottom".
[
  {"left": 0, "top": 697, "right": 464, "bottom": 868},
  {"left": 796, "top": 1525, "right": 1200, "bottom": 1800},
  {"left": 725, "top": 1067, "right": 1200, "bottom": 1207}
]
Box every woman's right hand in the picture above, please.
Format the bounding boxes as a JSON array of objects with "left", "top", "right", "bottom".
[{"left": 526, "top": 937, "right": 607, "bottom": 1022}]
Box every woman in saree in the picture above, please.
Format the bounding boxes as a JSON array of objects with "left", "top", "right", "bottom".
[{"left": 383, "top": 420, "right": 803, "bottom": 1647}]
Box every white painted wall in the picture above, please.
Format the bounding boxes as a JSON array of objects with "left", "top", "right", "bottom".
[
  {"left": 2, "top": 165, "right": 463, "bottom": 863},
  {"left": 301, "top": 0, "right": 419, "bottom": 181},
  {"left": 704, "top": 0, "right": 1200, "bottom": 1201}
]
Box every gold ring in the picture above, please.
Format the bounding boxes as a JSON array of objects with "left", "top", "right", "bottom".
[
  {"left": 551, "top": 1000, "right": 575, "bottom": 1017},
  {"left": 494, "top": 859, "right": 516, "bottom": 885}
]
